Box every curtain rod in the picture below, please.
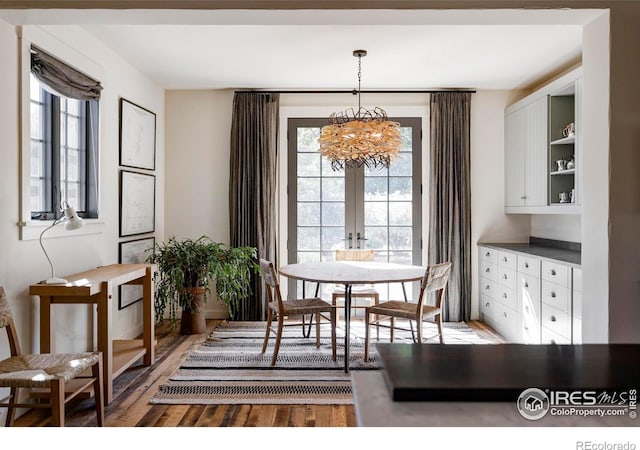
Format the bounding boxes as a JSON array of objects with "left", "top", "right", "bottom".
[{"left": 233, "top": 89, "right": 476, "bottom": 94}]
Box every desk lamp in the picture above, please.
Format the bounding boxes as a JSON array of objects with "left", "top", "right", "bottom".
[{"left": 39, "top": 201, "right": 85, "bottom": 284}]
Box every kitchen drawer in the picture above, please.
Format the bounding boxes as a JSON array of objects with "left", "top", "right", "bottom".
[
  {"left": 519, "top": 307, "right": 541, "bottom": 344},
  {"left": 541, "top": 325, "right": 571, "bottom": 345},
  {"left": 479, "top": 246, "right": 498, "bottom": 264},
  {"left": 573, "top": 267, "right": 582, "bottom": 292},
  {"left": 541, "top": 280, "right": 570, "bottom": 314},
  {"left": 541, "top": 303, "right": 571, "bottom": 339},
  {"left": 480, "top": 294, "right": 495, "bottom": 324},
  {"left": 518, "top": 273, "right": 540, "bottom": 318},
  {"left": 480, "top": 260, "right": 498, "bottom": 282},
  {"left": 517, "top": 255, "right": 540, "bottom": 277},
  {"left": 494, "top": 302, "right": 518, "bottom": 342},
  {"left": 497, "top": 285, "right": 517, "bottom": 310},
  {"left": 497, "top": 267, "right": 517, "bottom": 291},
  {"left": 479, "top": 279, "right": 497, "bottom": 300},
  {"left": 497, "top": 250, "right": 517, "bottom": 270},
  {"left": 541, "top": 260, "right": 569, "bottom": 287}
]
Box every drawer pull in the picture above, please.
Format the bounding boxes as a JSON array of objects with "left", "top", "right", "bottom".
[
  {"left": 502, "top": 274, "right": 508, "bottom": 279},
  {"left": 524, "top": 282, "right": 529, "bottom": 288},
  {"left": 485, "top": 285, "right": 490, "bottom": 290},
  {"left": 550, "top": 315, "right": 557, "bottom": 322},
  {"left": 485, "top": 302, "right": 490, "bottom": 308},
  {"left": 524, "top": 306, "right": 529, "bottom": 313},
  {"left": 550, "top": 291, "right": 556, "bottom": 298},
  {"left": 524, "top": 262, "right": 529, "bottom": 268},
  {"left": 524, "top": 325, "right": 529, "bottom": 331},
  {"left": 502, "top": 293, "right": 508, "bottom": 299},
  {"left": 550, "top": 339, "right": 556, "bottom": 345},
  {"left": 550, "top": 269, "right": 556, "bottom": 276},
  {"left": 485, "top": 268, "right": 491, "bottom": 273},
  {"left": 503, "top": 256, "right": 507, "bottom": 262},
  {"left": 485, "top": 252, "right": 490, "bottom": 257},
  {"left": 503, "top": 312, "right": 508, "bottom": 318}
]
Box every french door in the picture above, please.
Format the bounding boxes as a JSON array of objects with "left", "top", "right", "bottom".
[{"left": 287, "top": 117, "right": 422, "bottom": 301}]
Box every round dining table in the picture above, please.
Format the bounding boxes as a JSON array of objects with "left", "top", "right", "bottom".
[{"left": 278, "top": 261, "right": 426, "bottom": 372}]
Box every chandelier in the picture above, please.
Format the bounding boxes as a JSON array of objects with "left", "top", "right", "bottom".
[{"left": 319, "top": 50, "right": 401, "bottom": 171}]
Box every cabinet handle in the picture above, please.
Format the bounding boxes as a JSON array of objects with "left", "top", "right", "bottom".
[
  {"left": 502, "top": 274, "right": 508, "bottom": 279},
  {"left": 524, "top": 262, "right": 529, "bottom": 268},
  {"left": 550, "top": 339, "right": 556, "bottom": 345},
  {"left": 502, "top": 293, "right": 508, "bottom": 298},
  {"left": 485, "top": 302, "right": 490, "bottom": 308},
  {"left": 550, "top": 315, "right": 557, "bottom": 322},
  {"left": 486, "top": 268, "right": 491, "bottom": 273},
  {"left": 521, "top": 195, "right": 527, "bottom": 199},
  {"left": 524, "top": 282, "right": 529, "bottom": 288},
  {"left": 503, "top": 256, "right": 507, "bottom": 262},
  {"left": 503, "top": 312, "right": 508, "bottom": 318},
  {"left": 524, "top": 326, "right": 529, "bottom": 331},
  {"left": 485, "top": 285, "right": 490, "bottom": 290},
  {"left": 485, "top": 252, "right": 490, "bottom": 257},
  {"left": 525, "top": 306, "right": 529, "bottom": 313},
  {"left": 550, "top": 269, "right": 556, "bottom": 276},
  {"left": 550, "top": 291, "right": 556, "bottom": 298}
]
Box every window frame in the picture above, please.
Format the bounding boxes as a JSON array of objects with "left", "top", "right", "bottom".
[{"left": 19, "top": 27, "right": 105, "bottom": 240}]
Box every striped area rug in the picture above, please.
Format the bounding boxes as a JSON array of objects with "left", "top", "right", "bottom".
[{"left": 150, "top": 320, "right": 490, "bottom": 405}]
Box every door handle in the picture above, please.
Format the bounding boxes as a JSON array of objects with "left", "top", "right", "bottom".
[
  {"left": 356, "top": 232, "right": 367, "bottom": 249},
  {"left": 342, "top": 232, "right": 353, "bottom": 249}
]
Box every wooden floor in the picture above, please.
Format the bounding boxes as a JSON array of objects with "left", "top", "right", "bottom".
[{"left": 13, "top": 319, "right": 502, "bottom": 427}]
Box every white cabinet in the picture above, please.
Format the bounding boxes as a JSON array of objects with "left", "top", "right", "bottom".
[
  {"left": 504, "top": 67, "right": 583, "bottom": 214},
  {"left": 504, "top": 96, "right": 547, "bottom": 208},
  {"left": 478, "top": 245, "right": 579, "bottom": 344}
]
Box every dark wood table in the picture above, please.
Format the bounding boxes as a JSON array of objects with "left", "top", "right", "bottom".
[{"left": 377, "top": 343, "right": 640, "bottom": 402}]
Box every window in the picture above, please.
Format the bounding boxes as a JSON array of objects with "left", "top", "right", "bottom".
[{"left": 29, "top": 47, "right": 101, "bottom": 220}]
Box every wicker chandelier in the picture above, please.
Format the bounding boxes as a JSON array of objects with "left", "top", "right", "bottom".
[{"left": 319, "top": 50, "right": 401, "bottom": 171}]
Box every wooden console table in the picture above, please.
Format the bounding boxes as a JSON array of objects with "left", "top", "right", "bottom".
[{"left": 29, "top": 264, "right": 155, "bottom": 404}]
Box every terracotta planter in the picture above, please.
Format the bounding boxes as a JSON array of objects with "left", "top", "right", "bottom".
[{"left": 180, "top": 287, "right": 207, "bottom": 334}]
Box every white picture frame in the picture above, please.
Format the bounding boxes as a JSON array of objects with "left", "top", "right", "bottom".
[
  {"left": 119, "top": 98, "right": 156, "bottom": 171},
  {"left": 118, "top": 237, "right": 155, "bottom": 309},
  {"left": 120, "top": 170, "right": 155, "bottom": 237}
]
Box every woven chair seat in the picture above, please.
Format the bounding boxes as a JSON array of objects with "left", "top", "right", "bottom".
[
  {"left": 270, "top": 298, "right": 334, "bottom": 316},
  {"left": 368, "top": 301, "right": 440, "bottom": 321},
  {"left": 0, "top": 352, "right": 101, "bottom": 388}
]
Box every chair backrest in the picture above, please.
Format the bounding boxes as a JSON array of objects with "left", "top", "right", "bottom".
[
  {"left": 0, "top": 286, "right": 21, "bottom": 357},
  {"left": 335, "top": 249, "right": 375, "bottom": 262},
  {"left": 259, "top": 259, "right": 285, "bottom": 310},
  {"left": 417, "top": 262, "right": 452, "bottom": 310}
]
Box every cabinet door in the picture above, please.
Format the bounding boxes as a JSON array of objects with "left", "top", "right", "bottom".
[
  {"left": 524, "top": 97, "right": 548, "bottom": 206},
  {"left": 504, "top": 109, "right": 526, "bottom": 207}
]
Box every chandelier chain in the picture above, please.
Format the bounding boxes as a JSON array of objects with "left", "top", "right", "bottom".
[{"left": 357, "top": 53, "right": 362, "bottom": 111}]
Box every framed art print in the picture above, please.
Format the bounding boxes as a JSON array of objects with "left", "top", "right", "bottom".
[
  {"left": 118, "top": 237, "right": 155, "bottom": 309},
  {"left": 120, "top": 98, "right": 156, "bottom": 170},
  {"left": 120, "top": 170, "right": 155, "bottom": 237}
]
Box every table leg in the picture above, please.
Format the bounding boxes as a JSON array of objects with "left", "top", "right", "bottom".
[
  {"left": 344, "top": 284, "right": 352, "bottom": 373},
  {"left": 39, "top": 295, "right": 52, "bottom": 353},
  {"left": 97, "top": 282, "right": 113, "bottom": 404},
  {"left": 143, "top": 267, "right": 154, "bottom": 366}
]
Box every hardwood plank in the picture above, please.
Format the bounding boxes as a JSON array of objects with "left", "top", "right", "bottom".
[
  {"left": 217, "top": 404, "right": 238, "bottom": 427},
  {"left": 194, "top": 405, "right": 225, "bottom": 427},
  {"left": 255, "top": 404, "right": 278, "bottom": 427},
  {"left": 288, "top": 405, "right": 306, "bottom": 427},
  {"left": 136, "top": 404, "right": 168, "bottom": 427},
  {"left": 304, "top": 404, "right": 316, "bottom": 427},
  {"left": 154, "top": 405, "right": 190, "bottom": 427},
  {"left": 177, "top": 405, "right": 206, "bottom": 427},
  {"left": 345, "top": 406, "right": 357, "bottom": 427},
  {"left": 315, "top": 405, "right": 333, "bottom": 426},
  {"left": 273, "top": 405, "right": 291, "bottom": 427},
  {"left": 331, "top": 405, "right": 347, "bottom": 427},
  {"left": 230, "top": 404, "right": 251, "bottom": 426}
]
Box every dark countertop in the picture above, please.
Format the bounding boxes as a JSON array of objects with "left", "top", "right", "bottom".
[{"left": 478, "top": 242, "right": 581, "bottom": 266}]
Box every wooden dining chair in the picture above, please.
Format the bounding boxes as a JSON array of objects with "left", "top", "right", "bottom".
[
  {"left": 331, "top": 249, "right": 380, "bottom": 320},
  {"left": 0, "top": 286, "right": 104, "bottom": 426},
  {"left": 259, "top": 259, "right": 337, "bottom": 366},
  {"left": 363, "top": 262, "right": 452, "bottom": 361}
]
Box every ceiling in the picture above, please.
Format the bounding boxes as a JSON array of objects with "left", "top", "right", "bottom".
[{"left": 0, "top": 9, "right": 604, "bottom": 90}]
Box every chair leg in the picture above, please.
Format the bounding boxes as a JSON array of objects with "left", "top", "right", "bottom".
[
  {"left": 50, "top": 378, "right": 65, "bottom": 427},
  {"left": 390, "top": 317, "right": 395, "bottom": 343},
  {"left": 315, "top": 312, "right": 321, "bottom": 348},
  {"left": 5, "top": 387, "right": 17, "bottom": 426},
  {"left": 374, "top": 294, "right": 380, "bottom": 341},
  {"left": 92, "top": 354, "right": 105, "bottom": 427},
  {"left": 271, "top": 314, "right": 285, "bottom": 366},
  {"left": 262, "top": 308, "right": 273, "bottom": 354},
  {"left": 417, "top": 317, "right": 423, "bottom": 344},
  {"left": 437, "top": 313, "right": 444, "bottom": 344},
  {"left": 330, "top": 308, "right": 337, "bottom": 361},
  {"left": 364, "top": 309, "right": 371, "bottom": 362},
  {"left": 332, "top": 294, "right": 339, "bottom": 322}
]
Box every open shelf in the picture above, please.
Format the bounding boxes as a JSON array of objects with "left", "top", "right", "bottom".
[
  {"left": 550, "top": 135, "right": 575, "bottom": 145},
  {"left": 550, "top": 169, "right": 576, "bottom": 176}
]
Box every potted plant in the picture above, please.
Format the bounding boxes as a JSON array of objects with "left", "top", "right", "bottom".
[{"left": 148, "top": 235, "right": 258, "bottom": 334}]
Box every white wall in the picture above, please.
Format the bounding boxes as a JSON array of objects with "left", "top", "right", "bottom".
[
  {"left": 0, "top": 20, "right": 164, "bottom": 365},
  {"left": 470, "top": 90, "right": 531, "bottom": 319},
  {"left": 530, "top": 215, "right": 581, "bottom": 242},
  {"left": 164, "top": 89, "right": 234, "bottom": 318}
]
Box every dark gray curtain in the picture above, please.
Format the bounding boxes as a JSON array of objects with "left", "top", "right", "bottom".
[
  {"left": 31, "top": 46, "right": 102, "bottom": 100},
  {"left": 229, "top": 92, "right": 279, "bottom": 321},
  {"left": 428, "top": 92, "right": 472, "bottom": 322}
]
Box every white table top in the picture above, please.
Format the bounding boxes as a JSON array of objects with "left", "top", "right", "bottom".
[{"left": 278, "top": 261, "right": 426, "bottom": 284}]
